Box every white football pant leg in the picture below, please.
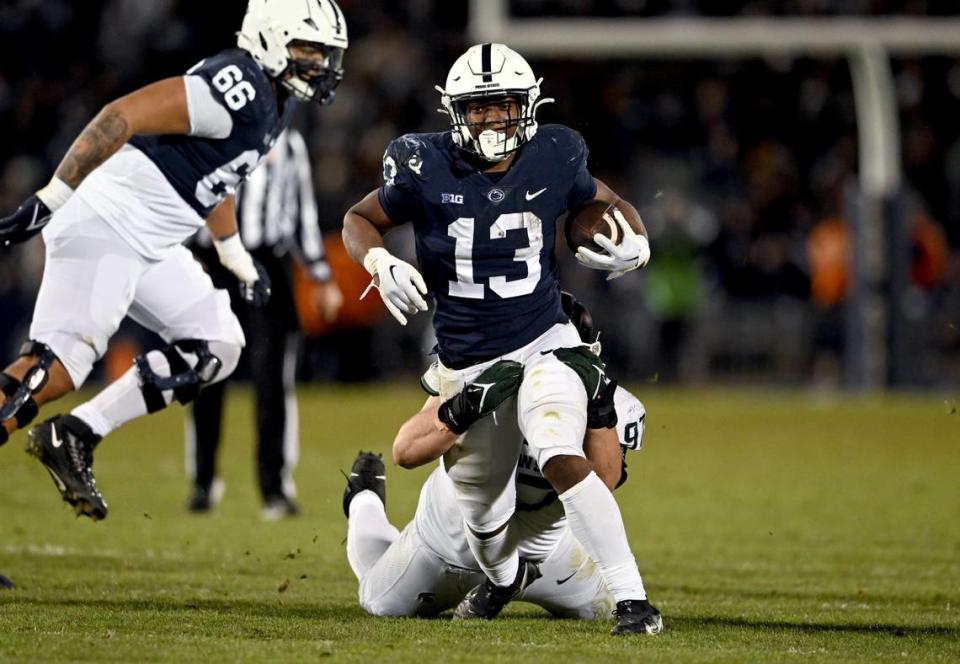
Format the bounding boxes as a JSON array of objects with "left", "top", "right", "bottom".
[
  {"left": 441, "top": 394, "right": 523, "bottom": 586},
  {"left": 127, "top": 244, "right": 245, "bottom": 353},
  {"left": 517, "top": 351, "right": 588, "bottom": 470},
  {"left": 518, "top": 528, "right": 615, "bottom": 619},
  {"left": 29, "top": 197, "right": 147, "bottom": 387},
  {"left": 70, "top": 246, "right": 243, "bottom": 438},
  {"left": 356, "top": 519, "right": 483, "bottom": 617},
  {"left": 348, "top": 491, "right": 400, "bottom": 579}
]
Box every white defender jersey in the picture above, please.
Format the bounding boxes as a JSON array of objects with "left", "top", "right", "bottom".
[{"left": 414, "top": 386, "right": 646, "bottom": 569}]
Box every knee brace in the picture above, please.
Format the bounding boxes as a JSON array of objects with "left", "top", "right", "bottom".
[
  {"left": 135, "top": 339, "right": 232, "bottom": 413},
  {"left": 0, "top": 341, "right": 59, "bottom": 429}
]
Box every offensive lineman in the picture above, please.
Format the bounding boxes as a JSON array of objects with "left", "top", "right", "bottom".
[
  {"left": 344, "top": 295, "right": 650, "bottom": 620},
  {"left": 0, "top": 0, "right": 348, "bottom": 520},
  {"left": 342, "top": 44, "right": 659, "bottom": 634}
]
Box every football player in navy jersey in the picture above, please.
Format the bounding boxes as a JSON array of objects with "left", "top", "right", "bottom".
[
  {"left": 342, "top": 293, "right": 650, "bottom": 623},
  {"left": 343, "top": 44, "right": 659, "bottom": 634},
  {"left": 0, "top": 0, "right": 348, "bottom": 521}
]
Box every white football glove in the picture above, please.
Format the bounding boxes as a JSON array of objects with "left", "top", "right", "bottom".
[
  {"left": 361, "top": 247, "right": 428, "bottom": 326},
  {"left": 214, "top": 233, "right": 272, "bottom": 306},
  {"left": 575, "top": 207, "right": 651, "bottom": 280}
]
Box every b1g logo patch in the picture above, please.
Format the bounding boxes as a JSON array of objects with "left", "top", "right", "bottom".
[{"left": 442, "top": 193, "right": 464, "bottom": 204}]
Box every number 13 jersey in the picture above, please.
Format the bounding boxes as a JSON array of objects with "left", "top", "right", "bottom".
[
  {"left": 379, "top": 125, "right": 597, "bottom": 369},
  {"left": 74, "top": 49, "right": 293, "bottom": 260}
]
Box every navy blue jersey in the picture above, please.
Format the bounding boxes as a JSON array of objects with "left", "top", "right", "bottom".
[
  {"left": 379, "top": 125, "right": 597, "bottom": 368},
  {"left": 129, "top": 49, "right": 294, "bottom": 218}
]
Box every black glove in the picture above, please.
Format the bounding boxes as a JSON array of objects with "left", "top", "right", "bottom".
[
  {"left": 552, "top": 346, "right": 618, "bottom": 429},
  {"left": 238, "top": 259, "right": 272, "bottom": 307},
  {"left": 0, "top": 195, "right": 53, "bottom": 247},
  {"left": 437, "top": 360, "right": 524, "bottom": 434}
]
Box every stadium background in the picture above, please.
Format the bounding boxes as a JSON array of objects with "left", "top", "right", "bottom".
[
  {"left": 0, "top": 3, "right": 957, "bottom": 661},
  {"left": 1, "top": 0, "right": 958, "bottom": 390}
]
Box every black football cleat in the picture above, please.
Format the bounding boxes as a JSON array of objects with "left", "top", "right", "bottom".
[
  {"left": 611, "top": 599, "right": 663, "bottom": 635},
  {"left": 0, "top": 575, "right": 14, "bottom": 589},
  {"left": 453, "top": 560, "right": 541, "bottom": 620},
  {"left": 342, "top": 451, "right": 386, "bottom": 518},
  {"left": 26, "top": 415, "right": 107, "bottom": 521}
]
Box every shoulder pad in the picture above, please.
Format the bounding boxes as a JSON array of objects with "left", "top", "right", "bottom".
[
  {"left": 383, "top": 133, "right": 434, "bottom": 189},
  {"left": 186, "top": 50, "right": 274, "bottom": 123},
  {"left": 538, "top": 124, "right": 589, "bottom": 165}
]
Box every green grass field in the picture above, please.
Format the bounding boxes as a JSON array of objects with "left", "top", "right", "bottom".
[{"left": 0, "top": 385, "right": 957, "bottom": 662}]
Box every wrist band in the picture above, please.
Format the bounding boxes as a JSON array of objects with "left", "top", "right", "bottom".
[{"left": 36, "top": 177, "right": 74, "bottom": 211}]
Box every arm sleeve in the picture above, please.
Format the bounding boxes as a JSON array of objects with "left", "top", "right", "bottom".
[
  {"left": 566, "top": 131, "right": 598, "bottom": 209},
  {"left": 183, "top": 75, "right": 234, "bottom": 140},
  {"left": 286, "top": 130, "right": 331, "bottom": 282},
  {"left": 378, "top": 185, "right": 422, "bottom": 224}
]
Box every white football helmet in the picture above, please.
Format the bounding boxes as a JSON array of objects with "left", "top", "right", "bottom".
[
  {"left": 237, "top": 0, "right": 348, "bottom": 104},
  {"left": 437, "top": 43, "right": 553, "bottom": 162}
]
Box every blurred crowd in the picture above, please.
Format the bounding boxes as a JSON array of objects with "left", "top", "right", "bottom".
[{"left": 0, "top": 0, "right": 957, "bottom": 387}]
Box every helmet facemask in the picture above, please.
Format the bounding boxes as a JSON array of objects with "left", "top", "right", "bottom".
[
  {"left": 438, "top": 84, "right": 552, "bottom": 162},
  {"left": 280, "top": 41, "right": 345, "bottom": 105}
]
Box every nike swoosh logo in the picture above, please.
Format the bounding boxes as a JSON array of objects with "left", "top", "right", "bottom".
[
  {"left": 555, "top": 570, "right": 577, "bottom": 585},
  {"left": 591, "top": 366, "right": 607, "bottom": 399},
  {"left": 25, "top": 204, "right": 49, "bottom": 231},
  {"left": 46, "top": 468, "right": 67, "bottom": 493},
  {"left": 471, "top": 382, "right": 495, "bottom": 413},
  {"left": 51, "top": 426, "right": 63, "bottom": 449},
  {"left": 525, "top": 188, "right": 547, "bottom": 201}
]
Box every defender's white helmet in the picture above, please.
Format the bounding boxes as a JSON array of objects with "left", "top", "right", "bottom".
[
  {"left": 237, "top": 0, "right": 348, "bottom": 104},
  {"left": 437, "top": 43, "right": 553, "bottom": 162}
]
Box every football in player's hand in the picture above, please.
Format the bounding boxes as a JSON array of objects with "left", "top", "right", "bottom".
[{"left": 564, "top": 200, "right": 642, "bottom": 254}]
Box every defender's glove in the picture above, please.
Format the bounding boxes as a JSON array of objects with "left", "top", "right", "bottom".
[
  {"left": 552, "top": 346, "right": 618, "bottom": 429},
  {"left": 436, "top": 360, "right": 524, "bottom": 435},
  {"left": 214, "top": 233, "right": 271, "bottom": 307},
  {"left": 361, "top": 247, "right": 428, "bottom": 326},
  {"left": 575, "top": 207, "right": 651, "bottom": 280},
  {"left": 0, "top": 178, "right": 73, "bottom": 247}
]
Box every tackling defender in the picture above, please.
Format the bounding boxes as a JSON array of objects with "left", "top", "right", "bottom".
[
  {"left": 343, "top": 295, "right": 651, "bottom": 621},
  {"left": 342, "top": 44, "right": 658, "bottom": 634},
  {"left": 0, "top": 0, "right": 348, "bottom": 520}
]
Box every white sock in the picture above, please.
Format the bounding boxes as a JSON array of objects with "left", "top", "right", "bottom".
[
  {"left": 559, "top": 471, "right": 647, "bottom": 602},
  {"left": 72, "top": 352, "right": 174, "bottom": 438},
  {"left": 347, "top": 491, "right": 399, "bottom": 580},
  {"left": 465, "top": 525, "right": 519, "bottom": 588}
]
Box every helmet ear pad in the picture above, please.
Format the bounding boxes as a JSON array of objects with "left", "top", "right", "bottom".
[{"left": 523, "top": 118, "right": 539, "bottom": 143}]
